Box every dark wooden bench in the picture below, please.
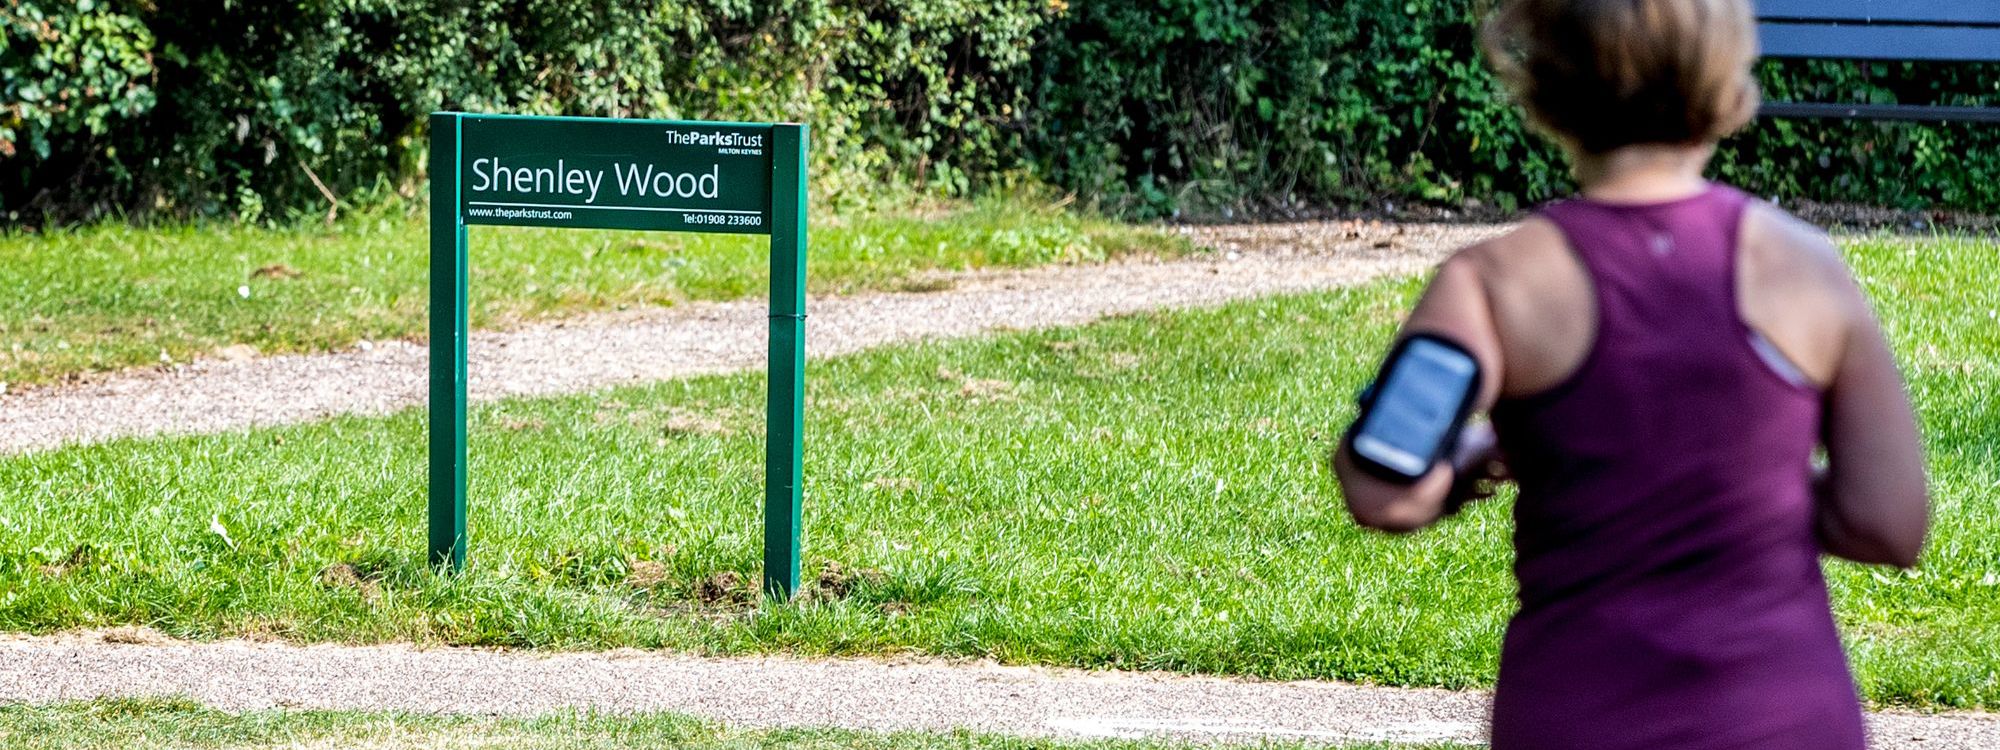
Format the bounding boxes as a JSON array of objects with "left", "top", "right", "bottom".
[{"left": 1756, "top": 0, "right": 2000, "bottom": 123}]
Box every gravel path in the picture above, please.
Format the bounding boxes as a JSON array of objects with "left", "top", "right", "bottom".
[
  {"left": 0, "top": 221, "right": 1500, "bottom": 455},
  {"left": 4, "top": 631, "right": 1995, "bottom": 749}
]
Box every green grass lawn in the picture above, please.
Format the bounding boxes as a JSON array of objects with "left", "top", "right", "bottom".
[
  {"left": 0, "top": 699, "right": 1471, "bottom": 750},
  {"left": 0, "top": 233, "right": 1993, "bottom": 709},
  {"left": 0, "top": 196, "right": 1178, "bottom": 388}
]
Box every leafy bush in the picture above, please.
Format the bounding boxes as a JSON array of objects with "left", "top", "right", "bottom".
[
  {"left": 4, "top": 0, "right": 1996, "bottom": 225},
  {"left": 2, "top": 2, "right": 158, "bottom": 213},
  {"left": 2, "top": 0, "right": 1045, "bottom": 224},
  {"left": 1030, "top": 0, "right": 2000, "bottom": 217}
]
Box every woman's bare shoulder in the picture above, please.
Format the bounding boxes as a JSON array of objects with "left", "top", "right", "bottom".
[
  {"left": 1449, "top": 216, "right": 1596, "bottom": 397},
  {"left": 1739, "top": 201, "right": 1871, "bottom": 319},
  {"left": 1737, "top": 200, "right": 1876, "bottom": 386},
  {"left": 1451, "top": 216, "right": 1570, "bottom": 281},
  {"left": 1743, "top": 201, "right": 1843, "bottom": 263},
  {"left": 1448, "top": 214, "right": 1584, "bottom": 300}
]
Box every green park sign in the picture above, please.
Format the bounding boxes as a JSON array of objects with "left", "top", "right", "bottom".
[
  {"left": 428, "top": 112, "right": 810, "bottom": 597},
  {"left": 457, "top": 116, "right": 776, "bottom": 233}
]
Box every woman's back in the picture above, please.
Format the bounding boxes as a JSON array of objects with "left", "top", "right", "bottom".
[{"left": 1481, "top": 184, "right": 1865, "bottom": 749}]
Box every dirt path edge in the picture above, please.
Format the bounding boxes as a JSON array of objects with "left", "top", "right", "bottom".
[{"left": 1, "top": 631, "right": 1994, "bottom": 749}]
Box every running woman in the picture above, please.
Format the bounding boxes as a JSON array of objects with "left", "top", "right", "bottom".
[{"left": 1333, "top": 1, "right": 1930, "bottom": 747}]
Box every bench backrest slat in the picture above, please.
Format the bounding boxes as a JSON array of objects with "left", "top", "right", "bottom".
[
  {"left": 1760, "top": 23, "right": 2000, "bottom": 62},
  {"left": 1751, "top": 1, "right": 1999, "bottom": 120},
  {"left": 1757, "top": 0, "right": 2000, "bottom": 26}
]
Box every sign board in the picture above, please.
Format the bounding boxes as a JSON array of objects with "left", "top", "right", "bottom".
[
  {"left": 458, "top": 117, "right": 775, "bottom": 234},
  {"left": 428, "top": 112, "right": 809, "bottom": 598}
]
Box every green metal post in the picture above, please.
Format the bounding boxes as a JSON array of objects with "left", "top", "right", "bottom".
[
  {"left": 428, "top": 112, "right": 470, "bottom": 570},
  {"left": 763, "top": 124, "right": 809, "bottom": 598}
]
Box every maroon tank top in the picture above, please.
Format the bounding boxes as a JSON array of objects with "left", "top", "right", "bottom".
[{"left": 1488, "top": 184, "right": 1865, "bottom": 749}]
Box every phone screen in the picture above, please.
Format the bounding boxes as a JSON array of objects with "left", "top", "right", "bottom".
[{"left": 1353, "top": 337, "right": 1478, "bottom": 479}]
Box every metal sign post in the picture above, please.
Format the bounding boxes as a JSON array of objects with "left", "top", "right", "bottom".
[{"left": 428, "top": 112, "right": 808, "bottom": 598}]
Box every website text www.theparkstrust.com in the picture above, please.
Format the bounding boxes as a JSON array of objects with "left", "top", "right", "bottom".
[{"left": 467, "top": 206, "right": 573, "bottom": 221}]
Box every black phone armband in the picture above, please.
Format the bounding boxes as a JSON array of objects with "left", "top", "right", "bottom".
[{"left": 1346, "top": 333, "right": 1482, "bottom": 484}]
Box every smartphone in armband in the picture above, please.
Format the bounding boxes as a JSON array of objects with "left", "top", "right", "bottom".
[{"left": 1348, "top": 333, "right": 1482, "bottom": 484}]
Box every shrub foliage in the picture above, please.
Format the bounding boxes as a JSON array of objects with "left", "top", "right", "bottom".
[
  {"left": 4, "top": 0, "right": 1996, "bottom": 224},
  {"left": 1032, "top": 0, "right": 2000, "bottom": 216},
  {"left": 2, "top": 0, "right": 1043, "bottom": 223}
]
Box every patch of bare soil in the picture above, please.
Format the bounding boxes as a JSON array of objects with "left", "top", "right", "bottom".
[
  {"left": 661, "top": 408, "right": 732, "bottom": 438},
  {"left": 897, "top": 275, "right": 958, "bottom": 293},
  {"left": 251, "top": 263, "right": 305, "bottom": 280},
  {"left": 934, "top": 366, "right": 1017, "bottom": 403},
  {"left": 807, "top": 561, "right": 886, "bottom": 603},
  {"left": 318, "top": 563, "right": 382, "bottom": 601},
  {"left": 36, "top": 544, "right": 94, "bottom": 578},
  {"left": 694, "top": 571, "right": 755, "bottom": 607},
  {"left": 95, "top": 626, "right": 177, "bottom": 646},
  {"left": 624, "top": 560, "right": 671, "bottom": 590}
]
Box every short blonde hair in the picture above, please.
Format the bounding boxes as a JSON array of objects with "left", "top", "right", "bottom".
[{"left": 1481, "top": 0, "right": 1761, "bottom": 154}]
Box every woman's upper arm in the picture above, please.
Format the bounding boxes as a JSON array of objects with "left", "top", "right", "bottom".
[
  {"left": 1334, "top": 249, "right": 1506, "bottom": 533},
  {"left": 1399, "top": 250, "right": 1507, "bottom": 413},
  {"left": 1819, "top": 263, "right": 1930, "bottom": 566}
]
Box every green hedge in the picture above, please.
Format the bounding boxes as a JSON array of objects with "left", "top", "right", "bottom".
[
  {"left": 1031, "top": 0, "right": 2000, "bottom": 216},
  {"left": 6, "top": 0, "right": 1998, "bottom": 225},
  {"left": 2, "top": 0, "right": 1042, "bottom": 224}
]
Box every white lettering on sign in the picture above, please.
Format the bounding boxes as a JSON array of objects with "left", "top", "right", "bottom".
[
  {"left": 612, "top": 163, "right": 721, "bottom": 199},
  {"left": 470, "top": 158, "right": 722, "bottom": 203},
  {"left": 662, "top": 129, "right": 765, "bottom": 149},
  {"left": 470, "top": 158, "right": 605, "bottom": 204}
]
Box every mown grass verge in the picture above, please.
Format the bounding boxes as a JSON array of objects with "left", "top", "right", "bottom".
[
  {"left": 0, "top": 698, "right": 1471, "bottom": 750},
  {"left": 0, "top": 234, "right": 1992, "bottom": 709},
  {"left": 0, "top": 195, "right": 1182, "bottom": 388}
]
